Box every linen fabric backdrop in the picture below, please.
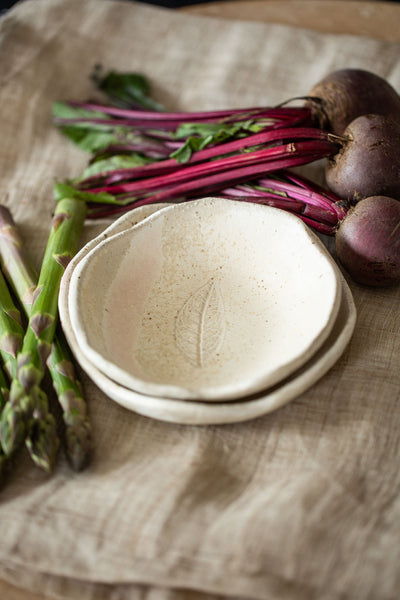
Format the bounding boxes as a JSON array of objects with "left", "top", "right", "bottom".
[{"left": 0, "top": 1, "right": 400, "bottom": 599}]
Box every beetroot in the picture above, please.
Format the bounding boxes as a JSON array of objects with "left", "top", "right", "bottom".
[
  {"left": 308, "top": 68, "right": 400, "bottom": 134},
  {"left": 335, "top": 196, "right": 400, "bottom": 287},
  {"left": 325, "top": 114, "right": 400, "bottom": 203}
]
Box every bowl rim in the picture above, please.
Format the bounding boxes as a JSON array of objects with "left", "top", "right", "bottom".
[
  {"left": 59, "top": 210, "right": 356, "bottom": 424},
  {"left": 63, "top": 198, "right": 345, "bottom": 403}
]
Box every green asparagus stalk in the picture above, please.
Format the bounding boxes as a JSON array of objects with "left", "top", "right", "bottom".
[
  {"left": 0, "top": 362, "right": 9, "bottom": 484},
  {"left": 48, "top": 331, "right": 91, "bottom": 470},
  {"left": 25, "top": 389, "right": 60, "bottom": 472},
  {"left": 0, "top": 268, "right": 24, "bottom": 380},
  {"left": 0, "top": 205, "right": 91, "bottom": 470},
  {"left": 0, "top": 361, "right": 9, "bottom": 409},
  {"left": 0, "top": 198, "right": 87, "bottom": 463},
  {"left": 0, "top": 263, "right": 60, "bottom": 470}
]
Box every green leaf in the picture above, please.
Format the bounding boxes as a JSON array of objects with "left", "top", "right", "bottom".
[
  {"left": 91, "top": 67, "right": 165, "bottom": 111},
  {"left": 79, "top": 154, "right": 151, "bottom": 179},
  {"left": 170, "top": 136, "right": 209, "bottom": 163},
  {"left": 175, "top": 119, "right": 264, "bottom": 140},
  {"left": 53, "top": 182, "right": 118, "bottom": 205},
  {"left": 52, "top": 101, "right": 108, "bottom": 123},
  {"left": 58, "top": 126, "right": 122, "bottom": 153},
  {"left": 170, "top": 120, "right": 266, "bottom": 162},
  {"left": 53, "top": 101, "right": 122, "bottom": 153}
]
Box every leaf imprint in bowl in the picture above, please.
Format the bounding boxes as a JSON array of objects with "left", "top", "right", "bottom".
[{"left": 175, "top": 277, "right": 226, "bottom": 368}]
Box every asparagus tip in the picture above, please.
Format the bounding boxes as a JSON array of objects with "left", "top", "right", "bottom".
[
  {"left": 25, "top": 413, "right": 60, "bottom": 473},
  {"left": 65, "top": 417, "right": 92, "bottom": 471},
  {"left": 0, "top": 402, "right": 27, "bottom": 456}
]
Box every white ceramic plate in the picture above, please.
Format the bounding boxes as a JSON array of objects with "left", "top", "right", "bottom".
[
  {"left": 67, "top": 198, "right": 342, "bottom": 401},
  {"left": 59, "top": 219, "right": 356, "bottom": 424}
]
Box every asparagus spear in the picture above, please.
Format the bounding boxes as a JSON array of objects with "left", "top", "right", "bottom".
[
  {"left": 48, "top": 332, "right": 91, "bottom": 470},
  {"left": 0, "top": 205, "right": 92, "bottom": 470},
  {"left": 25, "top": 388, "right": 60, "bottom": 472},
  {"left": 0, "top": 269, "right": 59, "bottom": 471},
  {"left": 0, "top": 257, "right": 60, "bottom": 473},
  {"left": 0, "top": 268, "right": 24, "bottom": 380},
  {"left": 0, "top": 362, "right": 9, "bottom": 484},
  {"left": 0, "top": 274, "right": 23, "bottom": 443},
  {"left": 0, "top": 361, "right": 9, "bottom": 408},
  {"left": 0, "top": 198, "right": 87, "bottom": 463}
]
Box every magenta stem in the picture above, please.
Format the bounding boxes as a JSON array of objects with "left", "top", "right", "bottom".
[
  {"left": 86, "top": 140, "right": 335, "bottom": 197},
  {"left": 86, "top": 146, "right": 334, "bottom": 219},
  {"left": 255, "top": 177, "right": 348, "bottom": 220},
  {"left": 79, "top": 127, "right": 337, "bottom": 188},
  {"left": 65, "top": 100, "right": 313, "bottom": 123}
]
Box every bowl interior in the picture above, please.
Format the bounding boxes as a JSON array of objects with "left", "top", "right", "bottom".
[
  {"left": 60, "top": 273, "right": 355, "bottom": 425},
  {"left": 67, "top": 197, "right": 342, "bottom": 401}
]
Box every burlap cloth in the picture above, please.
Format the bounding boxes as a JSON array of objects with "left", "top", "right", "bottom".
[{"left": 0, "top": 1, "right": 399, "bottom": 598}]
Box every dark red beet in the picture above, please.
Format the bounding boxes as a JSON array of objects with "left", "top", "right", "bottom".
[
  {"left": 325, "top": 114, "right": 400, "bottom": 203},
  {"left": 335, "top": 196, "right": 400, "bottom": 287},
  {"left": 307, "top": 68, "right": 400, "bottom": 134}
]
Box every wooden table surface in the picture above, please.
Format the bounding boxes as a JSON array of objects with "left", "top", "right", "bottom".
[
  {"left": 1, "top": 1, "right": 399, "bottom": 598},
  {"left": 183, "top": 0, "right": 400, "bottom": 43}
]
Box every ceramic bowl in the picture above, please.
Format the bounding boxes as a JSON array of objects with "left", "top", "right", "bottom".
[
  {"left": 59, "top": 214, "right": 356, "bottom": 424},
  {"left": 65, "top": 197, "right": 342, "bottom": 401}
]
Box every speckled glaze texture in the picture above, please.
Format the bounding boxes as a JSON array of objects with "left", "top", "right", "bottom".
[{"left": 65, "top": 198, "right": 343, "bottom": 403}]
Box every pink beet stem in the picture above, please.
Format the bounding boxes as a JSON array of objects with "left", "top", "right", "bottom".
[
  {"left": 79, "top": 126, "right": 336, "bottom": 188},
  {"left": 220, "top": 187, "right": 338, "bottom": 225},
  {"left": 86, "top": 140, "right": 336, "bottom": 196},
  {"left": 255, "top": 177, "right": 348, "bottom": 220},
  {"left": 86, "top": 144, "right": 334, "bottom": 219},
  {"left": 65, "top": 100, "right": 313, "bottom": 123}
]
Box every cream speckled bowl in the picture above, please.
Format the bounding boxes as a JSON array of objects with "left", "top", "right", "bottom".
[
  {"left": 59, "top": 204, "right": 356, "bottom": 424},
  {"left": 65, "top": 198, "right": 342, "bottom": 401}
]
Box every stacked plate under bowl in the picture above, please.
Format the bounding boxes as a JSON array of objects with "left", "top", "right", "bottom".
[{"left": 58, "top": 197, "right": 356, "bottom": 425}]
